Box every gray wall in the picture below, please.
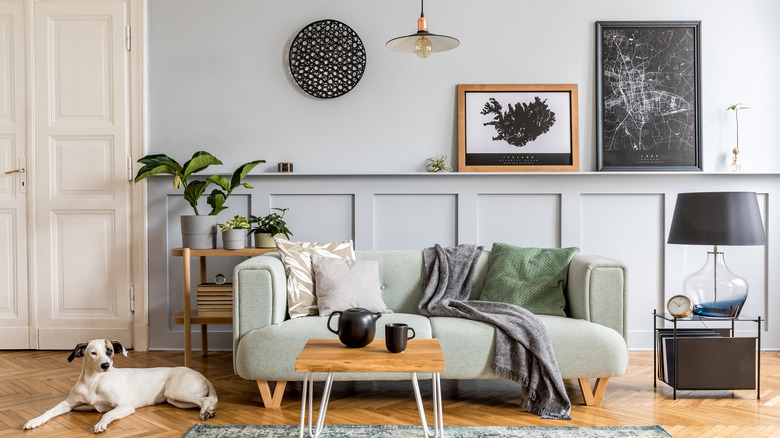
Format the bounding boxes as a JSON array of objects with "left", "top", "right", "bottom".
[
  {"left": 145, "top": 0, "right": 780, "bottom": 351},
  {"left": 148, "top": 0, "right": 780, "bottom": 173}
]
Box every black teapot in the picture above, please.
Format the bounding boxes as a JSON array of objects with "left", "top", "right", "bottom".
[{"left": 327, "top": 308, "right": 382, "bottom": 348}]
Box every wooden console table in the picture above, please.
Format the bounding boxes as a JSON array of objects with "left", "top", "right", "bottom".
[{"left": 171, "top": 247, "right": 276, "bottom": 366}]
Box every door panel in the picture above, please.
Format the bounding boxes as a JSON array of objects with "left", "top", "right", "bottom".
[
  {"left": 49, "top": 15, "right": 114, "bottom": 124},
  {"left": 34, "top": 0, "right": 131, "bottom": 348},
  {"left": 0, "top": 1, "right": 27, "bottom": 349}
]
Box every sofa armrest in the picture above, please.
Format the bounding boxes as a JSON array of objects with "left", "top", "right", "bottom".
[
  {"left": 566, "top": 253, "right": 628, "bottom": 343},
  {"left": 232, "top": 254, "right": 287, "bottom": 350}
]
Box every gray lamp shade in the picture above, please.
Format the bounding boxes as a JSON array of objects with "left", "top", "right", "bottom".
[{"left": 667, "top": 192, "right": 767, "bottom": 246}]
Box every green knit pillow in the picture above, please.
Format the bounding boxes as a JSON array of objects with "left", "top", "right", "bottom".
[{"left": 479, "top": 243, "right": 579, "bottom": 317}]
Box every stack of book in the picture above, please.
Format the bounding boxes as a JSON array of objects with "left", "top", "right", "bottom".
[
  {"left": 656, "top": 328, "right": 722, "bottom": 386},
  {"left": 196, "top": 283, "right": 233, "bottom": 317}
]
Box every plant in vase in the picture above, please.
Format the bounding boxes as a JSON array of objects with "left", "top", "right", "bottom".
[
  {"left": 727, "top": 103, "right": 749, "bottom": 172},
  {"left": 133, "top": 151, "right": 222, "bottom": 249},
  {"left": 205, "top": 160, "right": 265, "bottom": 215},
  {"left": 249, "top": 208, "right": 293, "bottom": 248},
  {"left": 218, "top": 215, "right": 250, "bottom": 250}
]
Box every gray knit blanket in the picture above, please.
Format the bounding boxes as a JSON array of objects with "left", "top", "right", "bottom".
[{"left": 419, "top": 244, "right": 572, "bottom": 420}]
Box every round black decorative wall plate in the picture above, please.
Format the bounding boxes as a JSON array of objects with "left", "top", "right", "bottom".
[{"left": 289, "top": 20, "right": 366, "bottom": 99}]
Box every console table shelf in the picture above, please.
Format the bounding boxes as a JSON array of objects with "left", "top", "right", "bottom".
[
  {"left": 652, "top": 310, "right": 760, "bottom": 400},
  {"left": 171, "top": 247, "right": 276, "bottom": 366}
]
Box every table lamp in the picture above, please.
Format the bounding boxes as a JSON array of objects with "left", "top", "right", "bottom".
[{"left": 667, "top": 192, "right": 766, "bottom": 318}]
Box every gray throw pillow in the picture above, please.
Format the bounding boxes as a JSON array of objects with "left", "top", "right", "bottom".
[{"left": 311, "top": 255, "right": 392, "bottom": 317}]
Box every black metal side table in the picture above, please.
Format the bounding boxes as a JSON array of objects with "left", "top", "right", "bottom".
[{"left": 653, "top": 310, "right": 761, "bottom": 400}]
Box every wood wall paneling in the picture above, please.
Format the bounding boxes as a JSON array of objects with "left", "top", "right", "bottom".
[{"left": 147, "top": 174, "right": 780, "bottom": 351}]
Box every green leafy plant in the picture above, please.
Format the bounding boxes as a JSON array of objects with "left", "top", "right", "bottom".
[
  {"left": 206, "top": 160, "right": 265, "bottom": 215},
  {"left": 249, "top": 208, "right": 293, "bottom": 239},
  {"left": 133, "top": 151, "right": 223, "bottom": 215},
  {"left": 218, "top": 215, "right": 250, "bottom": 232},
  {"left": 425, "top": 155, "right": 452, "bottom": 172}
]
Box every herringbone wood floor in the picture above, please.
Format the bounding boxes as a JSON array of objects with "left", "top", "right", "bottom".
[{"left": 1, "top": 350, "right": 779, "bottom": 437}]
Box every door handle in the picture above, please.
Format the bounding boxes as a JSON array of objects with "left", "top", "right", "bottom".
[{"left": 4, "top": 168, "right": 24, "bottom": 174}]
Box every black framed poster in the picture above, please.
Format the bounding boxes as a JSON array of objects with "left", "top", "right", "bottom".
[{"left": 596, "top": 21, "right": 702, "bottom": 171}]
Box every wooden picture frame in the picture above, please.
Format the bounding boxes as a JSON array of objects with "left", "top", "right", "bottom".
[
  {"left": 458, "top": 84, "right": 579, "bottom": 172},
  {"left": 596, "top": 21, "right": 702, "bottom": 171}
]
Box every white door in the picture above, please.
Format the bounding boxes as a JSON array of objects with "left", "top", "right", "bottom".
[
  {"left": 33, "top": 0, "right": 132, "bottom": 348},
  {"left": 0, "top": 1, "right": 29, "bottom": 349}
]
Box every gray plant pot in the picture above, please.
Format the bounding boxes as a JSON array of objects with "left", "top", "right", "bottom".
[
  {"left": 254, "top": 233, "right": 278, "bottom": 248},
  {"left": 222, "top": 228, "right": 247, "bottom": 250},
  {"left": 180, "top": 215, "right": 217, "bottom": 249}
]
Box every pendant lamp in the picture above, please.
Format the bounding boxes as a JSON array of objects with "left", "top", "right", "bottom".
[{"left": 386, "top": 0, "right": 459, "bottom": 58}]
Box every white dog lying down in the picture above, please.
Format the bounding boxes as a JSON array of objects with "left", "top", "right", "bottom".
[{"left": 23, "top": 339, "right": 218, "bottom": 434}]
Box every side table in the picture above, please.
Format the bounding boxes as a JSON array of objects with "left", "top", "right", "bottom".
[
  {"left": 653, "top": 310, "right": 760, "bottom": 400},
  {"left": 171, "top": 247, "right": 276, "bottom": 366}
]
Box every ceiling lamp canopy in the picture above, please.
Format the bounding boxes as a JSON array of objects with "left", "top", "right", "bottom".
[{"left": 386, "top": 0, "right": 459, "bottom": 58}]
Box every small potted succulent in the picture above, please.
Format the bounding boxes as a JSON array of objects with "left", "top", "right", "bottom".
[
  {"left": 249, "top": 208, "right": 293, "bottom": 248},
  {"left": 218, "top": 215, "right": 250, "bottom": 250}
]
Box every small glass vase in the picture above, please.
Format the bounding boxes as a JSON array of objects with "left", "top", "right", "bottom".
[
  {"left": 730, "top": 149, "right": 742, "bottom": 172},
  {"left": 684, "top": 251, "right": 747, "bottom": 318}
]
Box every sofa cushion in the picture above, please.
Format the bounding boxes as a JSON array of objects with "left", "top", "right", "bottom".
[
  {"left": 234, "top": 313, "right": 433, "bottom": 382},
  {"left": 311, "top": 255, "right": 392, "bottom": 316},
  {"left": 429, "top": 315, "right": 628, "bottom": 379},
  {"left": 274, "top": 238, "right": 355, "bottom": 318},
  {"left": 479, "top": 243, "right": 578, "bottom": 317}
]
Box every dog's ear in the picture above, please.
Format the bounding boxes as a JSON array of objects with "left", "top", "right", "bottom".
[
  {"left": 111, "top": 340, "right": 128, "bottom": 357},
  {"left": 68, "top": 343, "right": 88, "bottom": 362}
]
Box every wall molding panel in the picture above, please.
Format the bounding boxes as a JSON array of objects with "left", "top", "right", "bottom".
[{"left": 146, "top": 173, "right": 780, "bottom": 351}]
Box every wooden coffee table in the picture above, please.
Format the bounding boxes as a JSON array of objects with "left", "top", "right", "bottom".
[{"left": 295, "top": 338, "right": 446, "bottom": 438}]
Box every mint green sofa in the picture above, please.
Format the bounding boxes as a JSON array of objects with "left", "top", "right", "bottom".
[{"left": 232, "top": 251, "right": 629, "bottom": 407}]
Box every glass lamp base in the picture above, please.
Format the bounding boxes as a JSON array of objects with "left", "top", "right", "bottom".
[
  {"left": 692, "top": 298, "right": 746, "bottom": 318},
  {"left": 684, "top": 250, "right": 748, "bottom": 318}
]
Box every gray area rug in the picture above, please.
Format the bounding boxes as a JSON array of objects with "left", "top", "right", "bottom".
[{"left": 184, "top": 424, "right": 672, "bottom": 437}]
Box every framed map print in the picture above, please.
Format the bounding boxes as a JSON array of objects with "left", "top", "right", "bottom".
[
  {"left": 458, "top": 84, "right": 579, "bottom": 172},
  {"left": 596, "top": 21, "right": 702, "bottom": 171}
]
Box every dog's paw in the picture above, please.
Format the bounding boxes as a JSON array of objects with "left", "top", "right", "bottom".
[
  {"left": 199, "top": 402, "right": 217, "bottom": 421},
  {"left": 23, "top": 417, "right": 45, "bottom": 430},
  {"left": 93, "top": 421, "right": 109, "bottom": 434},
  {"left": 199, "top": 408, "right": 216, "bottom": 421}
]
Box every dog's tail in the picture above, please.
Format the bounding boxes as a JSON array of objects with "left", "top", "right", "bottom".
[{"left": 200, "top": 378, "right": 218, "bottom": 420}]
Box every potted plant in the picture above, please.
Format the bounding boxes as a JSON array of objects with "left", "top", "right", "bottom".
[
  {"left": 218, "top": 215, "right": 250, "bottom": 249},
  {"left": 134, "top": 153, "right": 265, "bottom": 249},
  {"left": 134, "top": 151, "right": 222, "bottom": 249},
  {"left": 205, "top": 159, "right": 265, "bottom": 215},
  {"left": 249, "top": 208, "right": 293, "bottom": 248}
]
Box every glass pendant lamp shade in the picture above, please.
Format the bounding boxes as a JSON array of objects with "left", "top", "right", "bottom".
[
  {"left": 668, "top": 192, "right": 766, "bottom": 318},
  {"left": 386, "top": 0, "right": 459, "bottom": 58}
]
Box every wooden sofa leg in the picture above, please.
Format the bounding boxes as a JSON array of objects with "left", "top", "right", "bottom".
[
  {"left": 578, "top": 377, "right": 609, "bottom": 406},
  {"left": 256, "top": 380, "right": 287, "bottom": 408}
]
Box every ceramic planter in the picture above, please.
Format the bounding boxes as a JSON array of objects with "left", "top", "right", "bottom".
[
  {"left": 254, "top": 233, "right": 278, "bottom": 248},
  {"left": 222, "top": 228, "right": 248, "bottom": 250},
  {"left": 180, "top": 215, "right": 217, "bottom": 249}
]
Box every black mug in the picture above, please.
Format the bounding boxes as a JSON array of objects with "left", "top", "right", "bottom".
[{"left": 385, "top": 323, "right": 416, "bottom": 353}]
